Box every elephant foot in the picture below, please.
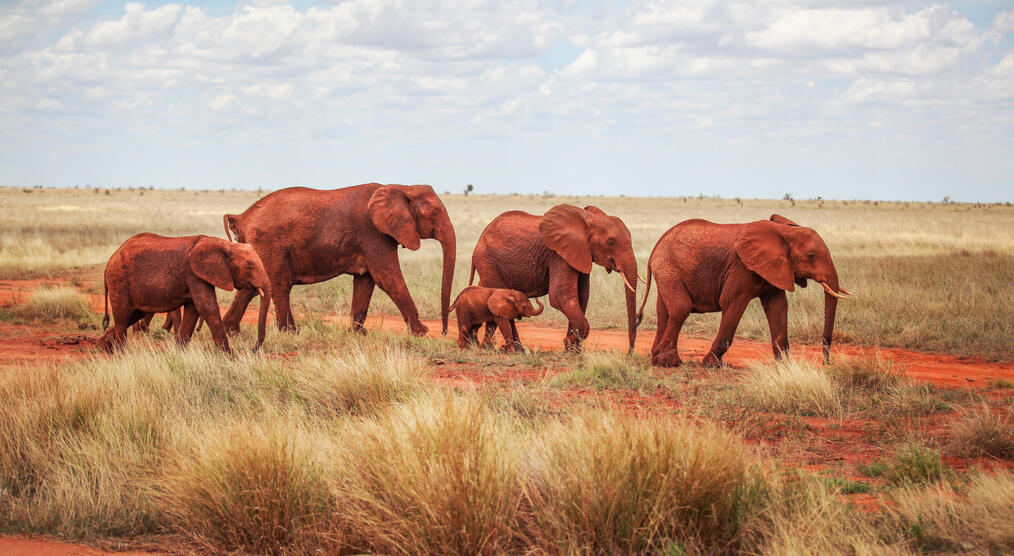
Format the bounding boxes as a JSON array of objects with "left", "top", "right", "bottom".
[
  {"left": 563, "top": 336, "right": 583, "bottom": 353},
  {"left": 702, "top": 352, "right": 723, "bottom": 368},
  {"left": 276, "top": 322, "right": 298, "bottom": 334},
  {"left": 409, "top": 321, "right": 429, "bottom": 336},
  {"left": 352, "top": 323, "right": 368, "bottom": 335},
  {"left": 651, "top": 350, "right": 682, "bottom": 368}
]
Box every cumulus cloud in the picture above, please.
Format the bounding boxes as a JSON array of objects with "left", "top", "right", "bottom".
[{"left": 0, "top": 0, "right": 1010, "bottom": 199}]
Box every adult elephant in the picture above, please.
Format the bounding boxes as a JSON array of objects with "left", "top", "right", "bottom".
[
  {"left": 638, "top": 214, "right": 851, "bottom": 367},
  {"left": 222, "top": 184, "right": 456, "bottom": 336},
  {"left": 470, "top": 204, "right": 640, "bottom": 352}
]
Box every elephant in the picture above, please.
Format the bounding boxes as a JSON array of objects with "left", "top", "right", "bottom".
[
  {"left": 449, "top": 286, "right": 545, "bottom": 352},
  {"left": 470, "top": 204, "right": 640, "bottom": 352},
  {"left": 221, "top": 184, "right": 456, "bottom": 337},
  {"left": 132, "top": 308, "right": 182, "bottom": 334},
  {"left": 637, "top": 214, "right": 851, "bottom": 367},
  {"left": 98, "top": 233, "right": 272, "bottom": 354}
]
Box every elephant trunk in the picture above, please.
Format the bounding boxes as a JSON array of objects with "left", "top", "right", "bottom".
[
  {"left": 253, "top": 287, "right": 271, "bottom": 353},
  {"left": 821, "top": 272, "right": 840, "bottom": 364},
  {"left": 531, "top": 297, "right": 544, "bottom": 316},
  {"left": 436, "top": 217, "right": 457, "bottom": 336},
  {"left": 621, "top": 256, "right": 639, "bottom": 353}
]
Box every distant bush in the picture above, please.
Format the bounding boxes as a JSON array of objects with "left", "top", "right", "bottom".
[{"left": 9, "top": 287, "right": 91, "bottom": 321}]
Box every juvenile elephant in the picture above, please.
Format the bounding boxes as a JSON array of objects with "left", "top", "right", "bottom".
[
  {"left": 221, "top": 184, "right": 456, "bottom": 337},
  {"left": 450, "top": 286, "right": 544, "bottom": 352},
  {"left": 471, "top": 204, "right": 640, "bottom": 352},
  {"left": 638, "top": 214, "right": 851, "bottom": 367},
  {"left": 99, "top": 234, "right": 272, "bottom": 354}
]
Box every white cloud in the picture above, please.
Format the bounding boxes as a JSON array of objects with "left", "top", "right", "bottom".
[{"left": 993, "top": 10, "right": 1014, "bottom": 33}]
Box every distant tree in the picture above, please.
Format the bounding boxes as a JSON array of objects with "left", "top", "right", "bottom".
[
  {"left": 783, "top": 192, "right": 794, "bottom": 201},
  {"left": 942, "top": 196, "right": 951, "bottom": 204},
  {"left": 464, "top": 184, "right": 474, "bottom": 196}
]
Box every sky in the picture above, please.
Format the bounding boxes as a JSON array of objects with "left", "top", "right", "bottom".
[{"left": 1, "top": 0, "right": 1012, "bottom": 202}]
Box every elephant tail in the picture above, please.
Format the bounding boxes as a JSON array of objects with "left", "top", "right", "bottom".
[
  {"left": 635, "top": 262, "right": 652, "bottom": 328},
  {"left": 468, "top": 261, "right": 476, "bottom": 286},
  {"left": 101, "top": 277, "right": 110, "bottom": 330},
  {"left": 223, "top": 214, "right": 235, "bottom": 242},
  {"left": 448, "top": 288, "right": 467, "bottom": 313}
]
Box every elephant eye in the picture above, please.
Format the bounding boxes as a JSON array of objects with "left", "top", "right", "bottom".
[
  {"left": 607, "top": 237, "right": 616, "bottom": 246},
  {"left": 807, "top": 252, "right": 815, "bottom": 260}
]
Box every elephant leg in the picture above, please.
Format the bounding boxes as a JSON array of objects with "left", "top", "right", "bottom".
[
  {"left": 177, "top": 302, "right": 199, "bottom": 345},
  {"left": 652, "top": 294, "right": 690, "bottom": 368},
  {"left": 703, "top": 297, "right": 751, "bottom": 367},
  {"left": 509, "top": 320, "right": 523, "bottom": 352},
  {"left": 493, "top": 317, "right": 518, "bottom": 352},
  {"left": 351, "top": 273, "right": 376, "bottom": 334},
  {"left": 133, "top": 313, "right": 154, "bottom": 334},
  {"left": 549, "top": 269, "right": 589, "bottom": 352},
  {"left": 271, "top": 281, "right": 297, "bottom": 332},
  {"left": 481, "top": 322, "right": 497, "bottom": 347},
  {"left": 577, "top": 272, "right": 590, "bottom": 313},
  {"left": 760, "top": 290, "right": 789, "bottom": 359},
  {"left": 190, "top": 283, "right": 231, "bottom": 354},
  {"left": 222, "top": 287, "right": 257, "bottom": 334},
  {"left": 370, "top": 259, "right": 427, "bottom": 336},
  {"left": 650, "top": 294, "right": 669, "bottom": 358},
  {"left": 163, "top": 308, "right": 180, "bottom": 332}
]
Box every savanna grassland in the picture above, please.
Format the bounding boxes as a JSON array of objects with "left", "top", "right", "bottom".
[{"left": 1, "top": 185, "right": 1014, "bottom": 555}]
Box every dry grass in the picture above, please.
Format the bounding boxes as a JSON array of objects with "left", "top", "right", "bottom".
[
  {"left": 888, "top": 471, "right": 1014, "bottom": 553},
  {"left": 947, "top": 403, "right": 1014, "bottom": 459},
  {"left": 6, "top": 286, "right": 93, "bottom": 321},
  {"left": 738, "top": 358, "right": 843, "bottom": 417}
]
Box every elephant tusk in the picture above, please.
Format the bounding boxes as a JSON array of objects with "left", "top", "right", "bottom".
[
  {"left": 638, "top": 275, "right": 649, "bottom": 285},
  {"left": 839, "top": 288, "right": 853, "bottom": 296},
  {"left": 621, "top": 273, "right": 636, "bottom": 293},
  {"left": 821, "top": 282, "right": 849, "bottom": 299},
  {"left": 258, "top": 288, "right": 266, "bottom": 297}
]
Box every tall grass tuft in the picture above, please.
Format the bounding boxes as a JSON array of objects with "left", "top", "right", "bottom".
[
  {"left": 862, "top": 442, "right": 950, "bottom": 486},
  {"left": 519, "top": 414, "right": 771, "bottom": 554},
  {"left": 162, "top": 421, "right": 334, "bottom": 554},
  {"left": 9, "top": 286, "right": 92, "bottom": 321},
  {"left": 331, "top": 394, "right": 520, "bottom": 555},
  {"left": 889, "top": 471, "right": 1014, "bottom": 553},
  {"left": 739, "top": 358, "right": 842, "bottom": 417},
  {"left": 546, "top": 351, "right": 656, "bottom": 391},
  {"left": 947, "top": 403, "right": 1014, "bottom": 459}
]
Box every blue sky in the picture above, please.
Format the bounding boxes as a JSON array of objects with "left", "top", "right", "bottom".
[{"left": 1, "top": 0, "right": 1012, "bottom": 201}]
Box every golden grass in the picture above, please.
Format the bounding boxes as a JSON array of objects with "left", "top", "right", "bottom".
[
  {"left": 6, "top": 286, "right": 92, "bottom": 321},
  {"left": 738, "top": 358, "right": 843, "bottom": 417},
  {"left": 946, "top": 403, "right": 1014, "bottom": 459}
]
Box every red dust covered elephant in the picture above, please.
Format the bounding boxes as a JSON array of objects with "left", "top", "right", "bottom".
[
  {"left": 638, "top": 214, "right": 851, "bottom": 367},
  {"left": 222, "top": 184, "right": 457, "bottom": 336},
  {"left": 99, "top": 234, "right": 272, "bottom": 354}
]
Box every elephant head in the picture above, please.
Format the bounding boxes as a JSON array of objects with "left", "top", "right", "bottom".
[
  {"left": 489, "top": 290, "right": 545, "bottom": 321},
  {"left": 539, "top": 204, "right": 640, "bottom": 352},
  {"left": 189, "top": 238, "right": 273, "bottom": 351},
  {"left": 733, "top": 214, "right": 851, "bottom": 362},
  {"left": 367, "top": 184, "right": 457, "bottom": 335}
]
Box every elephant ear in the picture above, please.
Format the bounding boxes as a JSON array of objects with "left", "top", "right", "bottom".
[
  {"left": 368, "top": 186, "right": 422, "bottom": 251},
  {"left": 734, "top": 221, "right": 795, "bottom": 292},
  {"left": 770, "top": 214, "right": 799, "bottom": 227},
  {"left": 539, "top": 205, "right": 593, "bottom": 273},
  {"left": 487, "top": 290, "right": 516, "bottom": 319},
  {"left": 583, "top": 205, "right": 608, "bottom": 217},
  {"left": 189, "top": 237, "right": 235, "bottom": 291}
]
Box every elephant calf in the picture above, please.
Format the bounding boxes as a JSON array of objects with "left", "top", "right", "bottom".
[
  {"left": 450, "top": 286, "right": 544, "bottom": 352},
  {"left": 99, "top": 233, "right": 272, "bottom": 354}
]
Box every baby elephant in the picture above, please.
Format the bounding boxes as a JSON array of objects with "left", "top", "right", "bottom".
[
  {"left": 99, "top": 233, "right": 272, "bottom": 354},
  {"left": 450, "top": 286, "right": 544, "bottom": 352}
]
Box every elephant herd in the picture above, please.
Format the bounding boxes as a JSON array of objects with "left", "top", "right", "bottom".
[{"left": 98, "top": 183, "right": 851, "bottom": 366}]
